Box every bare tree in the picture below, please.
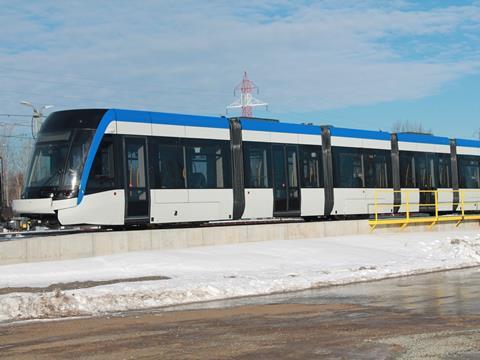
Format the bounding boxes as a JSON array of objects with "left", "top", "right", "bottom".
[
  {"left": 391, "top": 120, "right": 432, "bottom": 134},
  {"left": 6, "top": 138, "right": 33, "bottom": 204},
  {"left": 0, "top": 125, "right": 33, "bottom": 212}
]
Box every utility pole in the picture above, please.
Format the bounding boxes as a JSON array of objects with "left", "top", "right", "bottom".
[
  {"left": 0, "top": 143, "right": 8, "bottom": 208},
  {"left": 20, "top": 101, "right": 54, "bottom": 139},
  {"left": 227, "top": 71, "right": 268, "bottom": 117},
  {"left": 0, "top": 156, "right": 3, "bottom": 211}
]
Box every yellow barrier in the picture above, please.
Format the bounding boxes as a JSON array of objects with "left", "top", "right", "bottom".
[{"left": 369, "top": 189, "right": 480, "bottom": 231}]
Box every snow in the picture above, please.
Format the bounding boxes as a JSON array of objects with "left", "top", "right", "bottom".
[{"left": 1, "top": 230, "right": 480, "bottom": 322}]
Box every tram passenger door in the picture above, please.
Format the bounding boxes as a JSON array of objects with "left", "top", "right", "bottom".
[
  {"left": 272, "top": 144, "right": 301, "bottom": 216},
  {"left": 124, "top": 137, "right": 150, "bottom": 222},
  {"left": 417, "top": 152, "right": 436, "bottom": 213}
]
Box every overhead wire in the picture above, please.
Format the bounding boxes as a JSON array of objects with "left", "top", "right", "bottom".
[
  {"left": 0, "top": 113, "right": 31, "bottom": 117},
  {"left": 0, "top": 122, "right": 31, "bottom": 127},
  {"left": 0, "top": 134, "right": 33, "bottom": 140},
  {"left": 0, "top": 114, "right": 34, "bottom": 139},
  {"left": 0, "top": 144, "right": 33, "bottom": 149}
]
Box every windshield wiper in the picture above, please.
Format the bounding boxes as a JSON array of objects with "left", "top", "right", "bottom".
[{"left": 40, "top": 169, "right": 63, "bottom": 187}]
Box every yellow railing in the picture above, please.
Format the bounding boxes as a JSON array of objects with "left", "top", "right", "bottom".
[{"left": 369, "top": 189, "right": 480, "bottom": 231}]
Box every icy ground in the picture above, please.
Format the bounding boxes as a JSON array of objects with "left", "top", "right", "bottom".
[{"left": 1, "top": 230, "right": 480, "bottom": 322}]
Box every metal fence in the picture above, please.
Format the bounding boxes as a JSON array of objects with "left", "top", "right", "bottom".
[{"left": 369, "top": 189, "right": 480, "bottom": 231}]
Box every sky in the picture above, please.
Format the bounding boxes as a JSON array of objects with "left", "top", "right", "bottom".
[{"left": 0, "top": 0, "right": 480, "bottom": 139}]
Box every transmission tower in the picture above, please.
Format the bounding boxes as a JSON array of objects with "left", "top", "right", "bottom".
[{"left": 227, "top": 71, "right": 268, "bottom": 117}]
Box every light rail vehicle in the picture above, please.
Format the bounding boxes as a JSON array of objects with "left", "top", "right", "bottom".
[{"left": 12, "top": 109, "right": 480, "bottom": 226}]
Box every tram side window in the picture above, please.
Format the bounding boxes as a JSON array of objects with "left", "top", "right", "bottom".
[
  {"left": 333, "top": 147, "right": 364, "bottom": 188},
  {"left": 458, "top": 156, "right": 480, "bottom": 188},
  {"left": 437, "top": 154, "right": 451, "bottom": 188},
  {"left": 185, "top": 140, "right": 232, "bottom": 189},
  {"left": 299, "top": 145, "right": 323, "bottom": 188},
  {"left": 149, "top": 138, "right": 185, "bottom": 189},
  {"left": 364, "top": 149, "right": 391, "bottom": 188},
  {"left": 399, "top": 152, "right": 415, "bottom": 188},
  {"left": 414, "top": 152, "right": 436, "bottom": 188},
  {"left": 244, "top": 142, "right": 270, "bottom": 188},
  {"left": 86, "top": 136, "right": 116, "bottom": 194}
]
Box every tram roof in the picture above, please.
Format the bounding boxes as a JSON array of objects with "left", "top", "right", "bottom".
[
  {"left": 44, "top": 109, "right": 480, "bottom": 147},
  {"left": 396, "top": 132, "right": 450, "bottom": 145},
  {"left": 239, "top": 117, "right": 321, "bottom": 135},
  {"left": 113, "top": 108, "right": 230, "bottom": 129},
  {"left": 329, "top": 126, "right": 391, "bottom": 141},
  {"left": 456, "top": 138, "right": 480, "bottom": 148}
]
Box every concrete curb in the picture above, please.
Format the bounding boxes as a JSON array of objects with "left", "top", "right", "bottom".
[{"left": 1, "top": 219, "right": 479, "bottom": 265}]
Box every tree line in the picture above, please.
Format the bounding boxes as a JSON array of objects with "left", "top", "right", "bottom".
[{"left": 0, "top": 123, "right": 33, "bottom": 220}]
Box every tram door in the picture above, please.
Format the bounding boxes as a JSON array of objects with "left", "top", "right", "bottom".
[
  {"left": 416, "top": 152, "right": 436, "bottom": 213},
  {"left": 272, "top": 144, "right": 301, "bottom": 216},
  {"left": 124, "top": 137, "right": 150, "bottom": 221}
]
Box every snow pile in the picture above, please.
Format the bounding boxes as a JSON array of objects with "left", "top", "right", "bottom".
[
  {"left": 444, "top": 235, "right": 480, "bottom": 262},
  {"left": 1, "top": 230, "right": 480, "bottom": 321}
]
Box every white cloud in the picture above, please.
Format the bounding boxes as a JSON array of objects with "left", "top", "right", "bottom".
[{"left": 0, "top": 0, "right": 479, "bottom": 118}]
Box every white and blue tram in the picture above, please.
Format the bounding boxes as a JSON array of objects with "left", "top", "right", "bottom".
[{"left": 12, "top": 109, "right": 480, "bottom": 226}]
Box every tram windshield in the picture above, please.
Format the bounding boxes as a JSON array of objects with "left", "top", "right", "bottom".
[{"left": 25, "top": 129, "right": 94, "bottom": 195}]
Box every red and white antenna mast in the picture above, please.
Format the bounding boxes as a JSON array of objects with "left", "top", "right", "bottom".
[{"left": 227, "top": 71, "right": 268, "bottom": 117}]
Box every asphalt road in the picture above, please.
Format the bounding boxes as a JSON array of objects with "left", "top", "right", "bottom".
[{"left": 1, "top": 267, "right": 480, "bottom": 359}]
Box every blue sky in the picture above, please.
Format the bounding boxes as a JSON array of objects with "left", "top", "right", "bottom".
[{"left": 0, "top": 0, "right": 480, "bottom": 139}]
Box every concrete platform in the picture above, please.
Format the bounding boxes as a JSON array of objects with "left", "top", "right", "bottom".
[{"left": 1, "top": 219, "right": 479, "bottom": 265}]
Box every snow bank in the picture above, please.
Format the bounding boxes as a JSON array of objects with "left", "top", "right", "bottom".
[{"left": 1, "top": 230, "right": 480, "bottom": 321}]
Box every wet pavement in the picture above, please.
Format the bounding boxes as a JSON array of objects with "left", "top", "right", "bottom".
[
  {"left": 169, "top": 266, "right": 480, "bottom": 317},
  {"left": 1, "top": 267, "right": 480, "bottom": 359}
]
